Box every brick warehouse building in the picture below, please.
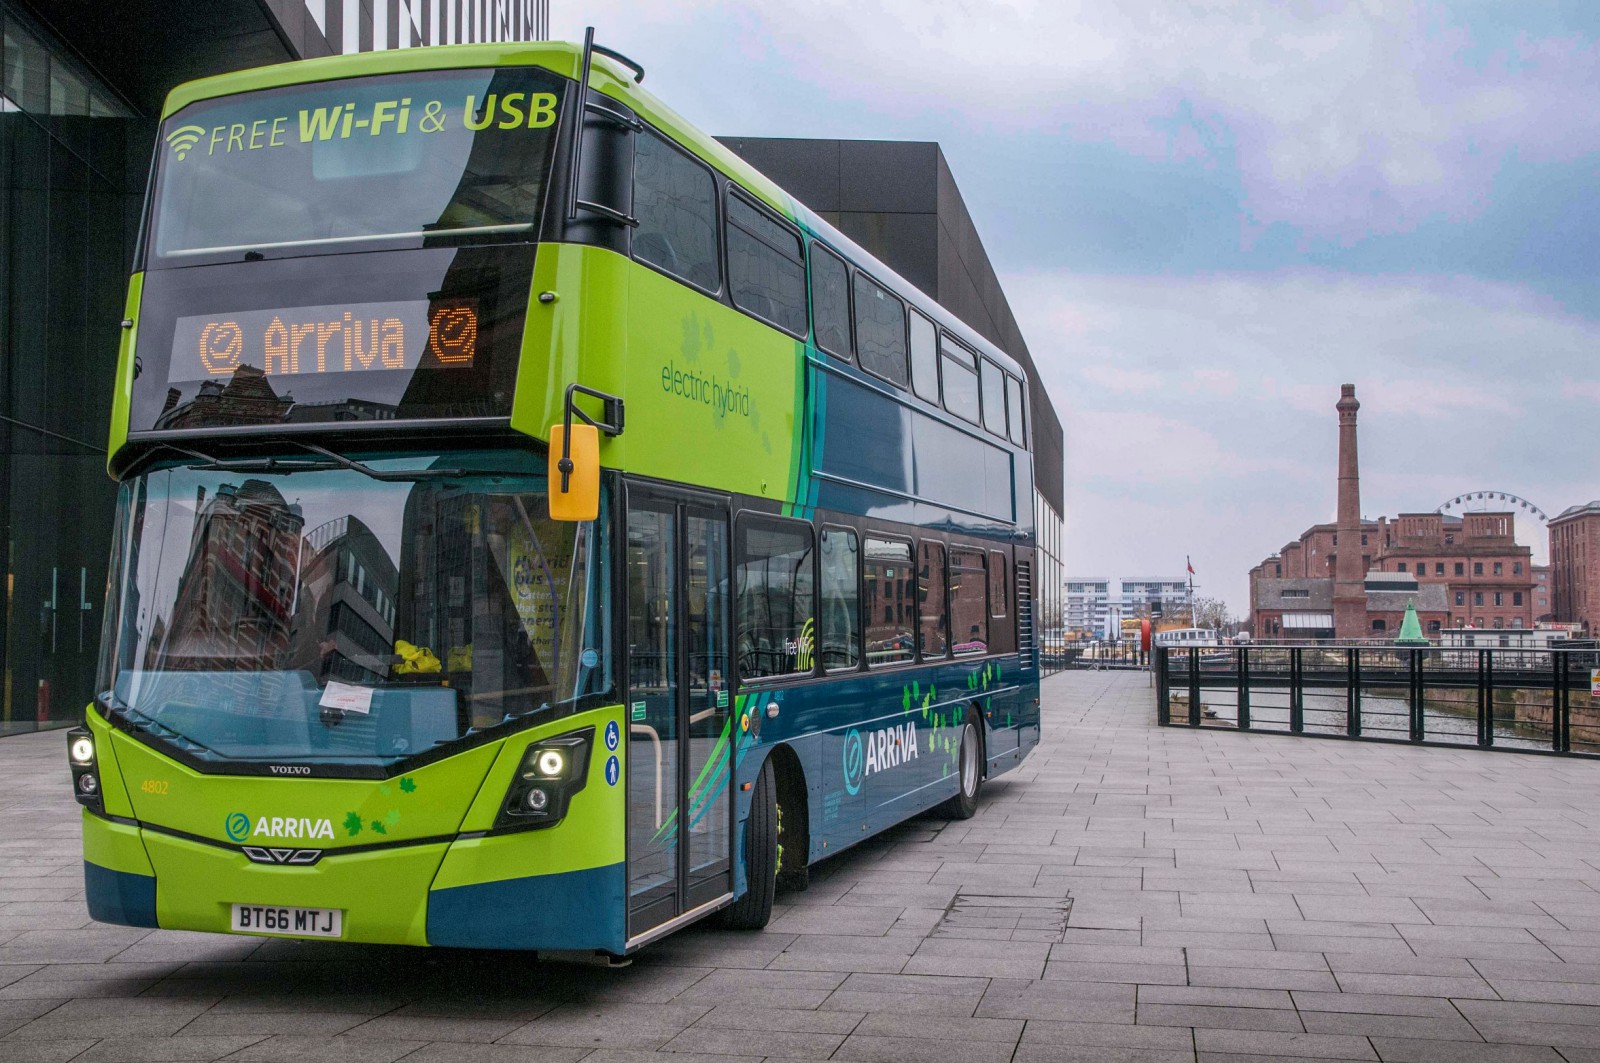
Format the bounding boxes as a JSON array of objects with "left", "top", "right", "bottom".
[
  {"left": 1550, "top": 501, "right": 1600, "bottom": 635},
  {"left": 1248, "top": 385, "right": 1535, "bottom": 639}
]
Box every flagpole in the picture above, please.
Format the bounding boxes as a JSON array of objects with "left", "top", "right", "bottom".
[{"left": 1187, "top": 556, "right": 1195, "bottom": 629}]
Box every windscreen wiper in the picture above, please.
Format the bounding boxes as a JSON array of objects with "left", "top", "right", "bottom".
[
  {"left": 166, "top": 444, "right": 337, "bottom": 474},
  {"left": 292, "top": 442, "right": 468, "bottom": 482}
]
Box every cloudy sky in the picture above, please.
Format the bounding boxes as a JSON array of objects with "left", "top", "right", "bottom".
[{"left": 554, "top": 1, "right": 1600, "bottom": 612}]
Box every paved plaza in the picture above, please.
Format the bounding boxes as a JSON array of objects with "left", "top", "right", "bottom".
[{"left": 8, "top": 671, "right": 1600, "bottom": 1061}]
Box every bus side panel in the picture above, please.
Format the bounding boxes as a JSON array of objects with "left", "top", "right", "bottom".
[
  {"left": 427, "top": 704, "right": 628, "bottom": 953},
  {"left": 619, "top": 262, "right": 803, "bottom": 504},
  {"left": 739, "top": 657, "right": 1012, "bottom": 858}
]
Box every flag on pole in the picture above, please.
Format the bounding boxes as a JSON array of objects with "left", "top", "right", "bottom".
[{"left": 1186, "top": 556, "right": 1195, "bottom": 575}]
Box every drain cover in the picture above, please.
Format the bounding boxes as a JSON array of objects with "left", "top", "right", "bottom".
[{"left": 934, "top": 891, "right": 1073, "bottom": 941}]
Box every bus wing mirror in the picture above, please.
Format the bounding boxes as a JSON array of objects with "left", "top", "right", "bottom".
[
  {"left": 549, "top": 384, "right": 623, "bottom": 522},
  {"left": 549, "top": 422, "right": 600, "bottom": 522}
]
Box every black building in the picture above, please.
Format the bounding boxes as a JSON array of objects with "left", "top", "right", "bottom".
[{"left": 0, "top": 2, "right": 1063, "bottom": 734}]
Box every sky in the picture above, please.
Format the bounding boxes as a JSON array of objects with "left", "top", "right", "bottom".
[{"left": 552, "top": 1, "right": 1600, "bottom": 614}]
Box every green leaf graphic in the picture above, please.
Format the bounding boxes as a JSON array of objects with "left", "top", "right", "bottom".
[
  {"left": 342, "top": 812, "right": 363, "bottom": 837},
  {"left": 370, "top": 820, "right": 387, "bottom": 835},
  {"left": 399, "top": 777, "right": 417, "bottom": 794},
  {"left": 385, "top": 809, "right": 401, "bottom": 826}
]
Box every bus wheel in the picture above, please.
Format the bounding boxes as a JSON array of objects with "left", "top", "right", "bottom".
[
  {"left": 938, "top": 715, "right": 983, "bottom": 820},
  {"left": 723, "top": 757, "right": 777, "bottom": 929}
]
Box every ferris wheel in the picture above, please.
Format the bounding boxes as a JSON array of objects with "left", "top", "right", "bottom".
[{"left": 1437, "top": 490, "right": 1549, "bottom": 566}]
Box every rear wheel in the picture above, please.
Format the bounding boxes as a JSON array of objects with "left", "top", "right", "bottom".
[
  {"left": 938, "top": 716, "right": 983, "bottom": 819},
  {"left": 722, "top": 757, "right": 776, "bottom": 929}
]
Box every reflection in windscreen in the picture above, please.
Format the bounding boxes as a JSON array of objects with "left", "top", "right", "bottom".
[{"left": 99, "top": 453, "right": 608, "bottom": 767}]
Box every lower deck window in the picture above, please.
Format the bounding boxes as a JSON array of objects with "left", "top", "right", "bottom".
[
  {"left": 950, "top": 547, "right": 988, "bottom": 655},
  {"left": 735, "top": 520, "right": 815, "bottom": 680},
  {"left": 863, "top": 538, "right": 914, "bottom": 665}
]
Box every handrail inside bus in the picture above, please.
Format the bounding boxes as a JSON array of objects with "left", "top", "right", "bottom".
[{"left": 161, "top": 223, "right": 533, "bottom": 258}]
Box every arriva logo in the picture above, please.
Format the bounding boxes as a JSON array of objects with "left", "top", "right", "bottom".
[
  {"left": 225, "top": 813, "right": 335, "bottom": 842},
  {"left": 842, "top": 721, "right": 919, "bottom": 796}
]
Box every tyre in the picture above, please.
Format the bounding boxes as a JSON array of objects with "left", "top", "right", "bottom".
[
  {"left": 776, "top": 782, "right": 810, "bottom": 893},
  {"left": 938, "top": 715, "right": 983, "bottom": 820},
  {"left": 722, "top": 757, "right": 776, "bottom": 929}
]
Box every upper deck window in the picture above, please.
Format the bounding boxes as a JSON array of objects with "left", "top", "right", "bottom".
[
  {"left": 980, "top": 358, "right": 1006, "bottom": 437},
  {"left": 148, "top": 67, "right": 565, "bottom": 266},
  {"left": 810, "top": 242, "right": 851, "bottom": 360},
  {"left": 908, "top": 311, "right": 938, "bottom": 402},
  {"left": 726, "top": 193, "right": 807, "bottom": 338},
  {"left": 1005, "top": 375, "right": 1027, "bottom": 446},
  {"left": 939, "top": 335, "right": 980, "bottom": 424},
  {"left": 853, "top": 273, "right": 908, "bottom": 388},
  {"left": 633, "top": 129, "right": 720, "bottom": 293}
]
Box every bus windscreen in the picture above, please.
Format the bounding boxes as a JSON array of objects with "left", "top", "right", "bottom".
[{"left": 148, "top": 67, "right": 565, "bottom": 264}]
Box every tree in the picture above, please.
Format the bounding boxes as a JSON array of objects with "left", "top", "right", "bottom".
[{"left": 1191, "top": 596, "right": 1230, "bottom": 629}]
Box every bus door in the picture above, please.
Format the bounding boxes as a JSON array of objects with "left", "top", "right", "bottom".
[{"left": 624, "top": 487, "right": 733, "bottom": 939}]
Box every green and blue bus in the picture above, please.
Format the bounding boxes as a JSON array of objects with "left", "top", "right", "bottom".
[{"left": 70, "top": 32, "right": 1041, "bottom": 955}]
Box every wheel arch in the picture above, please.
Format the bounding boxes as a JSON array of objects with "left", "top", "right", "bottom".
[
  {"left": 967, "top": 700, "right": 989, "bottom": 779},
  {"left": 763, "top": 742, "right": 811, "bottom": 878}
]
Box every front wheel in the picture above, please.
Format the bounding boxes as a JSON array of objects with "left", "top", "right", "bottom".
[
  {"left": 722, "top": 757, "right": 776, "bottom": 929},
  {"left": 938, "top": 716, "right": 983, "bottom": 820}
]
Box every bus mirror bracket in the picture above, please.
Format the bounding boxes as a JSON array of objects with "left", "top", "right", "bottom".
[
  {"left": 550, "top": 383, "right": 623, "bottom": 522},
  {"left": 567, "top": 27, "right": 642, "bottom": 230}
]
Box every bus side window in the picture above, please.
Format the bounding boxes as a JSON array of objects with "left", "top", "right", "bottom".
[
  {"left": 1005, "top": 374, "right": 1027, "bottom": 446},
  {"left": 726, "top": 192, "right": 807, "bottom": 338},
  {"left": 908, "top": 310, "right": 937, "bottom": 403},
  {"left": 989, "top": 551, "right": 1007, "bottom": 618},
  {"left": 862, "top": 537, "right": 914, "bottom": 666},
  {"left": 810, "top": 243, "right": 851, "bottom": 361},
  {"left": 853, "top": 272, "right": 908, "bottom": 389},
  {"left": 820, "top": 527, "right": 860, "bottom": 672},
  {"left": 918, "top": 541, "right": 948, "bottom": 659},
  {"left": 632, "top": 129, "right": 720, "bottom": 294},
  {"left": 939, "top": 335, "right": 980, "bottom": 424},
  {"left": 734, "top": 518, "right": 815, "bottom": 680},
  {"left": 950, "top": 547, "right": 987, "bottom": 655},
  {"left": 980, "top": 358, "right": 1006, "bottom": 438}
]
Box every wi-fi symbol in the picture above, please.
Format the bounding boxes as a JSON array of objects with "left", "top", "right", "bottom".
[{"left": 165, "top": 125, "right": 206, "bottom": 160}]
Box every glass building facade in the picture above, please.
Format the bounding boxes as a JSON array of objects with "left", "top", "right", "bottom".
[{"left": 1, "top": 2, "right": 148, "bottom": 734}]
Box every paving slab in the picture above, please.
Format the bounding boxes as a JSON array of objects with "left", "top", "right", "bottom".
[{"left": 9, "top": 671, "right": 1600, "bottom": 1060}]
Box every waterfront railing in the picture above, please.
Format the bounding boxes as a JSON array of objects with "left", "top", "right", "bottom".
[{"left": 1155, "top": 644, "right": 1600, "bottom": 756}]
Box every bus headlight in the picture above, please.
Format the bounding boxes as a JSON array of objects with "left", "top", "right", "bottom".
[
  {"left": 496, "top": 728, "right": 593, "bottom": 831},
  {"left": 535, "top": 749, "right": 567, "bottom": 778},
  {"left": 66, "top": 727, "right": 102, "bottom": 811}
]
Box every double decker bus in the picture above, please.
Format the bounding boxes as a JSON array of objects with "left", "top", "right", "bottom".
[{"left": 70, "top": 32, "right": 1041, "bottom": 955}]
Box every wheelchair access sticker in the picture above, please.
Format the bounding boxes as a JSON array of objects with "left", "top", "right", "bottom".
[{"left": 604, "top": 720, "right": 620, "bottom": 751}]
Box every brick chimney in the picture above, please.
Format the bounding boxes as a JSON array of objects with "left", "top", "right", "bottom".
[{"left": 1332, "top": 384, "right": 1366, "bottom": 639}]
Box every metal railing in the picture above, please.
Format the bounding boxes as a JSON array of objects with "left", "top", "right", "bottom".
[{"left": 1156, "top": 644, "right": 1600, "bottom": 756}]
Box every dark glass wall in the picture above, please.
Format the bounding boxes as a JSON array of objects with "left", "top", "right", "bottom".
[{"left": 0, "top": 2, "right": 150, "bottom": 733}]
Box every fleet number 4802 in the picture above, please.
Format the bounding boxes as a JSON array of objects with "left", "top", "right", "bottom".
[{"left": 140, "top": 780, "right": 169, "bottom": 795}]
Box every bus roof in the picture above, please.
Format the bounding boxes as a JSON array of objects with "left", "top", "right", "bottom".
[{"left": 157, "top": 41, "right": 1030, "bottom": 387}]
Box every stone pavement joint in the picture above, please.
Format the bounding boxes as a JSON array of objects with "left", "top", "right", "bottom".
[{"left": 6, "top": 670, "right": 1600, "bottom": 1060}]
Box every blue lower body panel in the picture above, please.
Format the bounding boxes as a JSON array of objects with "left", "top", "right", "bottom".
[
  {"left": 84, "top": 861, "right": 158, "bottom": 928},
  {"left": 426, "top": 862, "right": 626, "bottom": 952}
]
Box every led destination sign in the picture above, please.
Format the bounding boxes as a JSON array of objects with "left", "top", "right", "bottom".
[{"left": 169, "top": 300, "right": 478, "bottom": 382}]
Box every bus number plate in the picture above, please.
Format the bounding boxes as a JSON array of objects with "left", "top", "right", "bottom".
[{"left": 230, "top": 903, "right": 343, "bottom": 938}]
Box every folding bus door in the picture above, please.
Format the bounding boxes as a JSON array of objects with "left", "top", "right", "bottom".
[{"left": 624, "top": 486, "right": 733, "bottom": 941}]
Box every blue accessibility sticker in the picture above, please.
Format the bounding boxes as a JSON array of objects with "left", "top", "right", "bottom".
[
  {"left": 605, "top": 755, "right": 620, "bottom": 787},
  {"left": 604, "top": 720, "right": 620, "bottom": 751}
]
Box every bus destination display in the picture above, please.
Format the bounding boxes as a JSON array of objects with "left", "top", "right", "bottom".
[{"left": 169, "top": 299, "right": 478, "bottom": 382}]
